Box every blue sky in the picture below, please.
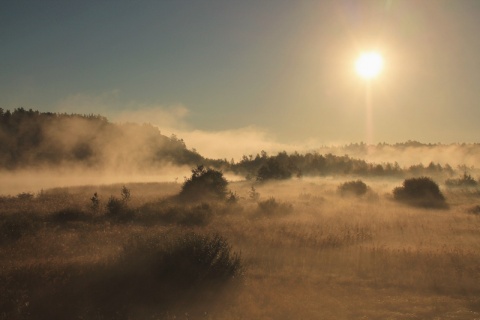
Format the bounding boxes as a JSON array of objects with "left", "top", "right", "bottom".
[{"left": 2, "top": 0, "right": 480, "bottom": 157}]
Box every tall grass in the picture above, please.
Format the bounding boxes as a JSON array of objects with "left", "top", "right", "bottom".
[{"left": 1, "top": 179, "right": 480, "bottom": 319}]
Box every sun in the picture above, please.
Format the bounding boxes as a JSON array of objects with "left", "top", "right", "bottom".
[{"left": 355, "top": 51, "right": 383, "bottom": 79}]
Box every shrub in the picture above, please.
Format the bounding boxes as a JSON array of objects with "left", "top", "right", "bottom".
[
  {"left": 445, "top": 172, "right": 478, "bottom": 188},
  {"left": 105, "top": 232, "right": 243, "bottom": 310},
  {"left": 257, "top": 197, "right": 293, "bottom": 215},
  {"left": 90, "top": 192, "right": 100, "bottom": 213},
  {"left": 393, "top": 177, "right": 447, "bottom": 208},
  {"left": 16, "top": 192, "right": 34, "bottom": 200},
  {"left": 226, "top": 191, "right": 239, "bottom": 204},
  {"left": 158, "top": 233, "right": 243, "bottom": 284},
  {"left": 104, "top": 186, "right": 134, "bottom": 221},
  {"left": 50, "top": 208, "right": 89, "bottom": 224},
  {"left": 0, "top": 213, "right": 39, "bottom": 244},
  {"left": 105, "top": 196, "right": 133, "bottom": 221},
  {"left": 248, "top": 186, "right": 260, "bottom": 201},
  {"left": 338, "top": 180, "right": 368, "bottom": 197},
  {"left": 106, "top": 196, "right": 124, "bottom": 215},
  {"left": 24, "top": 232, "right": 243, "bottom": 318},
  {"left": 179, "top": 165, "right": 228, "bottom": 202},
  {"left": 121, "top": 185, "right": 131, "bottom": 204}
]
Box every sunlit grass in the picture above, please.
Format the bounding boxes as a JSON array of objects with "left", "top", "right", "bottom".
[{"left": 1, "top": 179, "right": 480, "bottom": 318}]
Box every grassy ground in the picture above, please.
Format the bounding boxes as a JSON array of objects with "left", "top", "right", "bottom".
[{"left": 1, "top": 178, "right": 480, "bottom": 319}]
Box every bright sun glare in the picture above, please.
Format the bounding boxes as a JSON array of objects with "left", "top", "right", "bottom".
[{"left": 355, "top": 51, "right": 383, "bottom": 79}]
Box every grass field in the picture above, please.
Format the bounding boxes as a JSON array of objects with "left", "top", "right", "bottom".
[{"left": 1, "top": 178, "right": 480, "bottom": 319}]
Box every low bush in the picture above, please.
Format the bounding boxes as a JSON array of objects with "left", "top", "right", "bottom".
[
  {"left": 445, "top": 173, "right": 478, "bottom": 188},
  {"left": 0, "top": 213, "right": 39, "bottom": 244},
  {"left": 105, "top": 196, "right": 134, "bottom": 221},
  {"left": 16, "top": 192, "right": 34, "bottom": 200},
  {"left": 23, "top": 232, "right": 242, "bottom": 318},
  {"left": 393, "top": 177, "right": 448, "bottom": 208},
  {"left": 154, "top": 233, "right": 243, "bottom": 284},
  {"left": 50, "top": 208, "right": 90, "bottom": 224},
  {"left": 257, "top": 197, "right": 293, "bottom": 215},
  {"left": 226, "top": 191, "right": 239, "bottom": 204},
  {"left": 338, "top": 180, "right": 368, "bottom": 197},
  {"left": 106, "top": 196, "right": 124, "bottom": 215}
]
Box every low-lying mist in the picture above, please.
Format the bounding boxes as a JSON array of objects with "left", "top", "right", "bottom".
[
  {"left": 2, "top": 109, "right": 479, "bottom": 197},
  {"left": 0, "top": 166, "right": 191, "bottom": 196}
]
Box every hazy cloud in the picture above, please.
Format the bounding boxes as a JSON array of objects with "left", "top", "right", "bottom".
[
  {"left": 55, "top": 90, "right": 121, "bottom": 116},
  {"left": 168, "top": 127, "right": 320, "bottom": 161},
  {"left": 56, "top": 91, "right": 189, "bottom": 131},
  {"left": 114, "top": 105, "right": 189, "bottom": 131}
]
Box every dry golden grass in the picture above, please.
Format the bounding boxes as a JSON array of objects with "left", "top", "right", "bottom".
[{"left": 1, "top": 178, "right": 480, "bottom": 319}]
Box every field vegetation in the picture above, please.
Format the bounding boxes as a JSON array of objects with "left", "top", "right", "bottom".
[{"left": 1, "top": 171, "right": 480, "bottom": 319}]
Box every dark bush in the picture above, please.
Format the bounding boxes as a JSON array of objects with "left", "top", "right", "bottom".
[
  {"left": 157, "top": 233, "right": 243, "bottom": 284},
  {"left": 257, "top": 197, "right": 293, "bottom": 215},
  {"left": 50, "top": 208, "right": 89, "bottom": 224},
  {"left": 445, "top": 172, "right": 478, "bottom": 188},
  {"left": 393, "top": 177, "right": 447, "bottom": 208},
  {"left": 105, "top": 196, "right": 134, "bottom": 221},
  {"left": 22, "top": 232, "right": 243, "bottom": 319},
  {"left": 0, "top": 213, "right": 39, "bottom": 244},
  {"left": 179, "top": 165, "right": 228, "bottom": 202},
  {"left": 106, "top": 196, "right": 124, "bottom": 215},
  {"left": 338, "top": 180, "right": 368, "bottom": 197},
  {"left": 90, "top": 192, "right": 100, "bottom": 213},
  {"left": 16, "top": 192, "right": 34, "bottom": 200}
]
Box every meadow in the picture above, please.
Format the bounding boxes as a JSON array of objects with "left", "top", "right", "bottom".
[{"left": 1, "top": 177, "right": 480, "bottom": 319}]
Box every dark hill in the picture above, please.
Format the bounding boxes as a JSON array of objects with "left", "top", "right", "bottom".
[{"left": 0, "top": 108, "right": 206, "bottom": 170}]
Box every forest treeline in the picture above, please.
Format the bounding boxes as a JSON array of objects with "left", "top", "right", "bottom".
[
  {"left": 0, "top": 108, "right": 474, "bottom": 181},
  {"left": 0, "top": 108, "right": 212, "bottom": 170},
  {"left": 227, "top": 150, "right": 460, "bottom": 181}
]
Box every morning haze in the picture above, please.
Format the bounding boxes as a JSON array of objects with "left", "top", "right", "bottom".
[
  {"left": 2, "top": 1, "right": 480, "bottom": 146},
  {"left": 1, "top": 1, "right": 480, "bottom": 319}
]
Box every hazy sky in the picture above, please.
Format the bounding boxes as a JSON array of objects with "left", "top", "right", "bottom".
[{"left": 2, "top": 0, "right": 480, "bottom": 156}]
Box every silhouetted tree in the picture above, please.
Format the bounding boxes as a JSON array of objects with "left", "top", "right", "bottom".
[
  {"left": 256, "top": 153, "right": 300, "bottom": 182},
  {"left": 393, "top": 177, "right": 447, "bottom": 208},
  {"left": 179, "top": 165, "right": 228, "bottom": 202}
]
